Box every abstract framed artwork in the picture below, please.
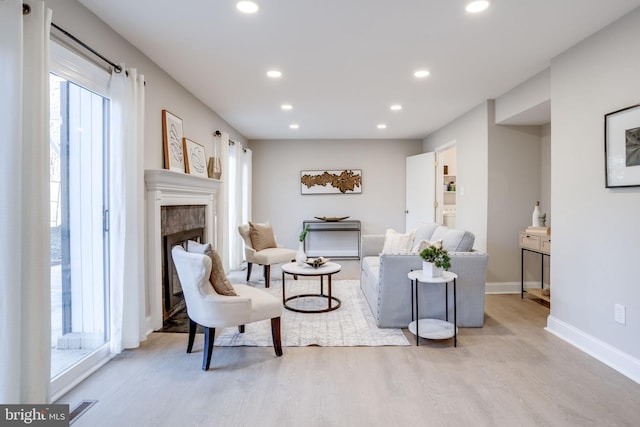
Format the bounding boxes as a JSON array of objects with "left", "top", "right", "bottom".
[
  {"left": 300, "top": 169, "right": 362, "bottom": 194},
  {"left": 183, "top": 138, "right": 208, "bottom": 178},
  {"left": 605, "top": 104, "right": 640, "bottom": 188},
  {"left": 162, "top": 110, "right": 185, "bottom": 173}
]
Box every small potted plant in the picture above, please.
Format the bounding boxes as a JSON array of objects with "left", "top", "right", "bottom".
[
  {"left": 419, "top": 242, "right": 451, "bottom": 277},
  {"left": 296, "top": 225, "right": 310, "bottom": 265}
]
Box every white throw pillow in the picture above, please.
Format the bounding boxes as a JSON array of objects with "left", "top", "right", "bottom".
[
  {"left": 381, "top": 228, "right": 416, "bottom": 254},
  {"left": 412, "top": 238, "right": 443, "bottom": 253}
]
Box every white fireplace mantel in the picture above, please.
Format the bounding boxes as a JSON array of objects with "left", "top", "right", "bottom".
[{"left": 144, "top": 169, "right": 222, "bottom": 331}]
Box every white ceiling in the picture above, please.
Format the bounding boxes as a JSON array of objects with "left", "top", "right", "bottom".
[{"left": 78, "top": 0, "right": 640, "bottom": 140}]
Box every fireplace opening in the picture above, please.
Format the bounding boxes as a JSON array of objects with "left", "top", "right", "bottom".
[
  {"left": 163, "top": 227, "right": 204, "bottom": 320},
  {"left": 160, "top": 205, "right": 206, "bottom": 323}
]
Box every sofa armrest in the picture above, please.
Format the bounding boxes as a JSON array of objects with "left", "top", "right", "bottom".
[{"left": 361, "top": 234, "right": 385, "bottom": 258}]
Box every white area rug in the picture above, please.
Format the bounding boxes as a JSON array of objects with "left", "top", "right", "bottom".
[{"left": 214, "top": 280, "right": 410, "bottom": 347}]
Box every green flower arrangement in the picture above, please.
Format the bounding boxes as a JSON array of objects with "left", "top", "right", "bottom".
[
  {"left": 298, "top": 224, "right": 311, "bottom": 242},
  {"left": 419, "top": 244, "right": 451, "bottom": 271}
]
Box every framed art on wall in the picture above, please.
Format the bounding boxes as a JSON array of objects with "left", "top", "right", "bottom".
[
  {"left": 605, "top": 104, "right": 640, "bottom": 188},
  {"left": 162, "top": 109, "right": 185, "bottom": 173},
  {"left": 183, "top": 138, "right": 208, "bottom": 178},
  {"left": 300, "top": 169, "right": 362, "bottom": 194}
]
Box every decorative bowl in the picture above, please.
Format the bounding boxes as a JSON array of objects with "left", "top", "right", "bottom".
[
  {"left": 305, "top": 257, "right": 330, "bottom": 268},
  {"left": 314, "top": 216, "right": 350, "bottom": 222}
]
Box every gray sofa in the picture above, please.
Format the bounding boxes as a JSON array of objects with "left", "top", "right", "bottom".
[{"left": 360, "top": 223, "right": 489, "bottom": 328}]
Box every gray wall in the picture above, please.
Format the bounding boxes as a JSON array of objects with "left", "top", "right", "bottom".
[
  {"left": 249, "top": 139, "right": 423, "bottom": 249},
  {"left": 46, "top": 0, "right": 247, "bottom": 168},
  {"left": 488, "top": 115, "right": 542, "bottom": 283},
  {"left": 423, "top": 102, "right": 489, "bottom": 253},
  {"left": 549, "top": 8, "right": 640, "bottom": 362}
]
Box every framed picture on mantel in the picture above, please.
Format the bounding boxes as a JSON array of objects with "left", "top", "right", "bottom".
[
  {"left": 162, "top": 109, "right": 185, "bottom": 173},
  {"left": 605, "top": 104, "right": 640, "bottom": 188},
  {"left": 183, "top": 138, "right": 208, "bottom": 178}
]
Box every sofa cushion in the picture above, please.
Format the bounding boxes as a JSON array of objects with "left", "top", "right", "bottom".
[
  {"left": 413, "top": 223, "right": 441, "bottom": 244},
  {"left": 441, "top": 229, "right": 475, "bottom": 252},
  {"left": 362, "top": 256, "right": 380, "bottom": 283},
  {"left": 381, "top": 228, "right": 415, "bottom": 254}
]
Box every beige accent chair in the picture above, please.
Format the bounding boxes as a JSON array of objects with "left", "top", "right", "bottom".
[
  {"left": 238, "top": 223, "right": 297, "bottom": 288},
  {"left": 171, "top": 245, "right": 283, "bottom": 371}
]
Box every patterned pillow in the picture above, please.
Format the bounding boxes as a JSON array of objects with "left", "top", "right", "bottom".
[{"left": 381, "top": 228, "right": 416, "bottom": 254}]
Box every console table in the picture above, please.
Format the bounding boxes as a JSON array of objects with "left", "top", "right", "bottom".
[
  {"left": 519, "top": 231, "right": 551, "bottom": 303},
  {"left": 303, "top": 220, "right": 361, "bottom": 259}
]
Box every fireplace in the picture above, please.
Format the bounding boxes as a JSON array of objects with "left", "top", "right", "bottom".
[
  {"left": 161, "top": 205, "right": 205, "bottom": 320},
  {"left": 145, "top": 170, "right": 221, "bottom": 331}
]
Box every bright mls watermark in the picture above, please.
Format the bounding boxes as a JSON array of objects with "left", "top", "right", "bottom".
[{"left": 0, "top": 405, "right": 69, "bottom": 426}]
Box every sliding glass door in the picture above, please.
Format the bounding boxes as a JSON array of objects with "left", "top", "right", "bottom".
[{"left": 49, "top": 42, "right": 111, "bottom": 391}]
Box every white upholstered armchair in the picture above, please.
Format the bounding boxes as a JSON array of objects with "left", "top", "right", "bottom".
[
  {"left": 238, "top": 222, "right": 297, "bottom": 288},
  {"left": 171, "top": 245, "right": 283, "bottom": 371}
]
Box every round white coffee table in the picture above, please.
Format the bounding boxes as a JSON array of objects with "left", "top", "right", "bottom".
[
  {"left": 407, "top": 270, "right": 458, "bottom": 347},
  {"left": 281, "top": 261, "right": 341, "bottom": 313}
]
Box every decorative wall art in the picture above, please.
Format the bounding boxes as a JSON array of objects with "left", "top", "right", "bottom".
[
  {"left": 605, "top": 104, "right": 640, "bottom": 187},
  {"left": 162, "top": 110, "right": 185, "bottom": 173},
  {"left": 183, "top": 138, "right": 208, "bottom": 178},
  {"left": 300, "top": 169, "right": 362, "bottom": 194}
]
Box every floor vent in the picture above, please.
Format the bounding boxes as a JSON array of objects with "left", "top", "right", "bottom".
[{"left": 69, "top": 400, "right": 97, "bottom": 424}]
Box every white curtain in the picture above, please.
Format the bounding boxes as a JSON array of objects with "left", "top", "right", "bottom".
[
  {"left": 228, "top": 141, "right": 252, "bottom": 270},
  {"left": 109, "top": 66, "right": 146, "bottom": 353},
  {"left": 0, "top": 0, "right": 51, "bottom": 403}
]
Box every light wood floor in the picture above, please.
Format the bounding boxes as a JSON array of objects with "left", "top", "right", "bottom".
[{"left": 57, "top": 295, "right": 640, "bottom": 427}]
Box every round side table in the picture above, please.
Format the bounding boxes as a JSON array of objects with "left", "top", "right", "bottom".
[
  {"left": 281, "top": 261, "right": 342, "bottom": 313},
  {"left": 407, "top": 270, "right": 458, "bottom": 347}
]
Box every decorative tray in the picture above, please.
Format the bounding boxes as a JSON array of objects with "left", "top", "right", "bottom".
[
  {"left": 314, "top": 216, "right": 350, "bottom": 222},
  {"left": 305, "top": 257, "right": 330, "bottom": 268}
]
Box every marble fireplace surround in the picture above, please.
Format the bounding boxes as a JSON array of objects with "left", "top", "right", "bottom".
[{"left": 145, "top": 169, "right": 221, "bottom": 331}]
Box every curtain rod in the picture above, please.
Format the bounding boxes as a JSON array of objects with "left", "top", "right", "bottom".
[
  {"left": 50, "top": 22, "right": 123, "bottom": 74},
  {"left": 24, "top": 1, "right": 122, "bottom": 73}
]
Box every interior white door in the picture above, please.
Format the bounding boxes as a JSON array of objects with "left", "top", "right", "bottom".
[{"left": 405, "top": 152, "right": 436, "bottom": 231}]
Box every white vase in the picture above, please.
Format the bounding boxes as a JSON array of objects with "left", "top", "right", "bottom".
[
  {"left": 422, "top": 261, "right": 442, "bottom": 278},
  {"left": 296, "top": 241, "right": 307, "bottom": 266},
  {"left": 532, "top": 201, "right": 541, "bottom": 227}
]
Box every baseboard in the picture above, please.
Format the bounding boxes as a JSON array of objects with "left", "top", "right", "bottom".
[
  {"left": 485, "top": 281, "right": 544, "bottom": 294},
  {"left": 486, "top": 281, "right": 519, "bottom": 294},
  {"left": 546, "top": 315, "right": 640, "bottom": 384}
]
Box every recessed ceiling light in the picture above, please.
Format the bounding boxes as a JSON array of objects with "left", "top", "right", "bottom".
[
  {"left": 377, "top": 124, "right": 387, "bottom": 129},
  {"left": 390, "top": 104, "right": 402, "bottom": 111},
  {"left": 281, "top": 104, "right": 293, "bottom": 110},
  {"left": 414, "top": 70, "right": 430, "bottom": 78},
  {"left": 267, "top": 70, "right": 282, "bottom": 78},
  {"left": 466, "top": 1, "right": 490, "bottom": 13},
  {"left": 236, "top": 1, "right": 259, "bottom": 14},
  {"left": 289, "top": 124, "right": 299, "bottom": 129}
]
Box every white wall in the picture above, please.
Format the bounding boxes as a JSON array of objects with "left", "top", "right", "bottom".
[
  {"left": 548, "top": 8, "right": 640, "bottom": 377},
  {"left": 423, "top": 102, "right": 489, "bottom": 252},
  {"left": 249, "top": 139, "right": 423, "bottom": 249}
]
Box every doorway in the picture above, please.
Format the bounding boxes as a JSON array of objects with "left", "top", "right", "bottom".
[{"left": 436, "top": 143, "right": 457, "bottom": 227}]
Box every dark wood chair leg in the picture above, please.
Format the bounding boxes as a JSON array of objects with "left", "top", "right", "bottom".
[
  {"left": 264, "top": 265, "right": 271, "bottom": 288},
  {"left": 187, "top": 317, "right": 197, "bottom": 353},
  {"left": 203, "top": 327, "right": 215, "bottom": 371},
  {"left": 271, "top": 317, "right": 283, "bottom": 357},
  {"left": 238, "top": 325, "right": 245, "bottom": 333},
  {"left": 246, "top": 262, "right": 253, "bottom": 281}
]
